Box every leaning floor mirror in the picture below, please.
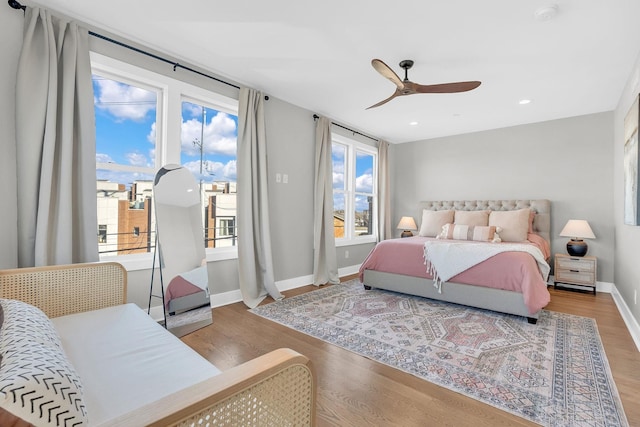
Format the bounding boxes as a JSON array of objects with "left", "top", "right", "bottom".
[{"left": 150, "top": 164, "right": 212, "bottom": 337}]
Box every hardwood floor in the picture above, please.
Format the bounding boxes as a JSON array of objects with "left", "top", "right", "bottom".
[{"left": 181, "top": 281, "right": 640, "bottom": 426}]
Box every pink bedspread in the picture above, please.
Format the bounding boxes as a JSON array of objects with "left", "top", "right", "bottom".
[
  {"left": 358, "top": 236, "right": 551, "bottom": 314},
  {"left": 165, "top": 276, "right": 204, "bottom": 309}
]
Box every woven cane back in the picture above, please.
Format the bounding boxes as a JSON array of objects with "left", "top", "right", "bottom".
[
  {"left": 170, "top": 363, "right": 315, "bottom": 427},
  {"left": 0, "top": 262, "right": 126, "bottom": 318}
]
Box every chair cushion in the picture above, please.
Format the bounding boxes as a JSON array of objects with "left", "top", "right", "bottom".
[{"left": 51, "top": 303, "right": 221, "bottom": 426}]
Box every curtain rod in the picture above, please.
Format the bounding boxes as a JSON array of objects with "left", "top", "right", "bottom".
[
  {"left": 313, "top": 114, "right": 378, "bottom": 142},
  {"left": 7, "top": 0, "right": 243, "bottom": 92}
]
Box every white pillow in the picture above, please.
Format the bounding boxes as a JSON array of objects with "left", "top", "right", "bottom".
[
  {"left": 438, "top": 223, "right": 502, "bottom": 243},
  {"left": 488, "top": 208, "right": 531, "bottom": 242},
  {"left": 419, "top": 210, "right": 454, "bottom": 237},
  {"left": 454, "top": 210, "right": 490, "bottom": 226},
  {"left": 0, "top": 299, "right": 88, "bottom": 426}
]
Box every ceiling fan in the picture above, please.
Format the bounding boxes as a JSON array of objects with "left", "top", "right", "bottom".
[{"left": 367, "top": 59, "right": 481, "bottom": 109}]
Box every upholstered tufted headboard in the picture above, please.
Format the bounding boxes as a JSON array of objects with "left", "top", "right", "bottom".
[{"left": 417, "top": 199, "right": 551, "bottom": 246}]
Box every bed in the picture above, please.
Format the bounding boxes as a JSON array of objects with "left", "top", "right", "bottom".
[{"left": 359, "top": 200, "right": 552, "bottom": 323}]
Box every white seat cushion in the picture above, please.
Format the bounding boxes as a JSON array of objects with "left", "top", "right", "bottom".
[{"left": 51, "top": 303, "right": 221, "bottom": 426}]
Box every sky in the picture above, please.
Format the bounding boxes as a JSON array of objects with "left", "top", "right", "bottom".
[
  {"left": 332, "top": 143, "right": 374, "bottom": 212},
  {"left": 93, "top": 74, "right": 238, "bottom": 187}
]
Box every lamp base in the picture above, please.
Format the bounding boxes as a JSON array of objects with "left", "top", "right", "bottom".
[
  {"left": 401, "top": 230, "right": 413, "bottom": 238},
  {"left": 566, "top": 239, "right": 588, "bottom": 257}
]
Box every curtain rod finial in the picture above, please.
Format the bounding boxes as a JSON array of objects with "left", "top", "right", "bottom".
[{"left": 8, "top": 0, "right": 26, "bottom": 11}]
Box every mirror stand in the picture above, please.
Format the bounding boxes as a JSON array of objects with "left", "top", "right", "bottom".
[{"left": 148, "top": 164, "right": 213, "bottom": 337}]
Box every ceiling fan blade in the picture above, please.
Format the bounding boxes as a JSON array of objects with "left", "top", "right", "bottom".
[
  {"left": 371, "top": 59, "right": 404, "bottom": 90},
  {"left": 414, "top": 81, "right": 481, "bottom": 94},
  {"left": 366, "top": 91, "right": 400, "bottom": 110}
]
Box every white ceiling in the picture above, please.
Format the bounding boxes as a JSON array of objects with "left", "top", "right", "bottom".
[{"left": 33, "top": 0, "right": 640, "bottom": 143}]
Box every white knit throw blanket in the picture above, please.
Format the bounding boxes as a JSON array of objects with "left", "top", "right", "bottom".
[{"left": 424, "top": 241, "right": 550, "bottom": 293}]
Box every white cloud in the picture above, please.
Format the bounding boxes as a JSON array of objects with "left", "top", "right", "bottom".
[
  {"left": 96, "top": 153, "right": 114, "bottom": 163},
  {"left": 94, "top": 78, "right": 156, "bottom": 122},
  {"left": 183, "top": 102, "right": 203, "bottom": 118},
  {"left": 126, "top": 152, "right": 149, "bottom": 167},
  {"left": 355, "top": 173, "right": 373, "bottom": 193},
  {"left": 96, "top": 169, "right": 154, "bottom": 186},
  {"left": 333, "top": 172, "right": 344, "bottom": 189},
  {"left": 223, "top": 160, "right": 237, "bottom": 180},
  {"left": 332, "top": 158, "right": 345, "bottom": 175},
  {"left": 181, "top": 111, "right": 237, "bottom": 157},
  {"left": 147, "top": 122, "right": 157, "bottom": 144},
  {"left": 332, "top": 145, "right": 346, "bottom": 159},
  {"left": 182, "top": 159, "right": 237, "bottom": 182}
]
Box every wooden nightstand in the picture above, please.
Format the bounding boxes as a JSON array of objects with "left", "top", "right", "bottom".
[{"left": 554, "top": 253, "right": 597, "bottom": 294}]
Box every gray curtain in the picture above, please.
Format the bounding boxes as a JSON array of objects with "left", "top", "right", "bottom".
[
  {"left": 313, "top": 117, "right": 340, "bottom": 285},
  {"left": 15, "top": 8, "right": 98, "bottom": 267},
  {"left": 377, "top": 139, "right": 391, "bottom": 241},
  {"left": 237, "top": 87, "right": 283, "bottom": 308}
]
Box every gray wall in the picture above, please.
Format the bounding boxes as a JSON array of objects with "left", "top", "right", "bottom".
[
  {"left": 613, "top": 49, "right": 640, "bottom": 325},
  {"left": 391, "top": 112, "right": 615, "bottom": 282}
]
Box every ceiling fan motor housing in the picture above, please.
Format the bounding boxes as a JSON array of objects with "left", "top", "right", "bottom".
[{"left": 399, "top": 60, "right": 414, "bottom": 70}]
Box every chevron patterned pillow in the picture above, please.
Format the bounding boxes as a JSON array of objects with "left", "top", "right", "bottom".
[{"left": 0, "top": 299, "right": 88, "bottom": 426}]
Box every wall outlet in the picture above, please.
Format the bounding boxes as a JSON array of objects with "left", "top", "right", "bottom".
[
  {"left": 345, "top": 250, "right": 349, "bottom": 259},
  {"left": 282, "top": 174, "right": 288, "bottom": 184},
  {"left": 275, "top": 173, "right": 281, "bottom": 183}
]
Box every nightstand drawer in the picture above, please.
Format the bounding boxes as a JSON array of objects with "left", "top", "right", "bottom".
[
  {"left": 555, "top": 269, "right": 595, "bottom": 285},
  {"left": 556, "top": 257, "right": 595, "bottom": 272}
]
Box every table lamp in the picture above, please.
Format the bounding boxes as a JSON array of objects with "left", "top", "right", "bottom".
[
  {"left": 397, "top": 216, "right": 417, "bottom": 238},
  {"left": 559, "top": 219, "right": 595, "bottom": 257}
]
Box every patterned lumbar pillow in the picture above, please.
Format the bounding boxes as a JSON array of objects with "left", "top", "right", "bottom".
[
  {"left": 438, "top": 223, "right": 502, "bottom": 243},
  {"left": 0, "top": 299, "right": 88, "bottom": 426}
]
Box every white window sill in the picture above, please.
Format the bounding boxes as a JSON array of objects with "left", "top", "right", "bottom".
[
  {"left": 335, "top": 236, "right": 377, "bottom": 247},
  {"left": 100, "top": 247, "right": 238, "bottom": 272}
]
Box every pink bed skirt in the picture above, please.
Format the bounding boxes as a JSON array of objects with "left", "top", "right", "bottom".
[{"left": 358, "top": 236, "right": 551, "bottom": 314}]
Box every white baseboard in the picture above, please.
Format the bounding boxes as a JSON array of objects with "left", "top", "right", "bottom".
[
  {"left": 206, "top": 264, "right": 361, "bottom": 308},
  {"left": 211, "top": 289, "right": 243, "bottom": 308},
  {"left": 339, "top": 264, "right": 362, "bottom": 278},
  {"left": 611, "top": 285, "right": 640, "bottom": 352}
]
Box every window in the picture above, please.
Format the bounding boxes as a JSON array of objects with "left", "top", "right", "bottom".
[
  {"left": 181, "top": 100, "right": 238, "bottom": 249},
  {"left": 332, "top": 135, "right": 377, "bottom": 244},
  {"left": 98, "top": 225, "right": 107, "bottom": 244},
  {"left": 93, "top": 72, "right": 157, "bottom": 256},
  {"left": 91, "top": 53, "right": 238, "bottom": 264}
]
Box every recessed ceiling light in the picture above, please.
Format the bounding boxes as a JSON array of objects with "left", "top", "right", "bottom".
[
  {"left": 409, "top": 121, "right": 418, "bottom": 126},
  {"left": 519, "top": 99, "right": 531, "bottom": 105},
  {"left": 534, "top": 5, "right": 558, "bottom": 22}
]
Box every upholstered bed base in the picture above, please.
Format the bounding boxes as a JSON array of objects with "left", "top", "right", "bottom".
[
  {"left": 362, "top": 199, "right": 552, "bottom": 324},
  {"left": 363, "top": 270, "right": 539, "bottom": 323}
]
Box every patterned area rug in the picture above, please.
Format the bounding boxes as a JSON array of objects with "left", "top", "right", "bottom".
[{"left": 250, "top": 280, "right": 628, "bottom": 427}]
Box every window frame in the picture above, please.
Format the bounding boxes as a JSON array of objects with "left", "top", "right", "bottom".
[
  {"left": 91, "top": 53, "right": 239, "bottom": 271},
  {"left": 332, "top": 134, "right": 378, "bottom": 247}
]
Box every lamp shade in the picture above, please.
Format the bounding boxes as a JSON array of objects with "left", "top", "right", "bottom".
[
  {"left": 559, "top": 220, "right": 595, "bottom": 239},
  {"left": 397, "top": 216, "right": 417, "bottom": 230},
  {"left": 559, "top": 219, "right": 595, "bottom": 257},
  {"left": 397, "top": 216, "right": 417, "bottom": 238}
]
